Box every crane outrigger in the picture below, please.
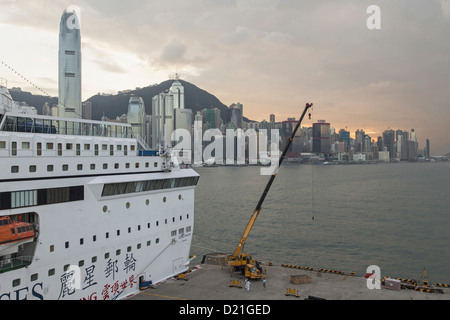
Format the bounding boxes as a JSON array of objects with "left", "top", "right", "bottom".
[{"left": 227, "top": 103, "right": 314, "bottom": 280}]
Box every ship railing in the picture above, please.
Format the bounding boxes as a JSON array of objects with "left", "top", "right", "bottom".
[
  {"left": 0, "top": 255, "right": 33, "bottom": 274},
  {"left": 0, "top": 112, "right": 135, "bottom": 139}
]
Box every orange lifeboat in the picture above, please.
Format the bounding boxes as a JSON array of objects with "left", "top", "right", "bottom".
[{"left": 0, "top": 216, "right": 35, "bottom": 255}]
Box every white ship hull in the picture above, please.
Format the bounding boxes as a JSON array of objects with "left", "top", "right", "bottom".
[{"left": 0, "top": 168, "right": 198, "bottom": 300}]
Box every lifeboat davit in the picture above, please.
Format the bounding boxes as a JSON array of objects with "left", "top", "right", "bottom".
[{"left": 0, "top": 216, "right": 35, "bottom": 256}]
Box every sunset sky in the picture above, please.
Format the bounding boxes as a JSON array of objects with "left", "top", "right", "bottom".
[{"left": 1, "top": 0, "right": 449, "bottom": 155}]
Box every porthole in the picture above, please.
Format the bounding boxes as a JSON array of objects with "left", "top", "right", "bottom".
[
  {"left": 178, "top": 194, "right": 182, "bottom": 200},
  {"left": 103, "top": 205, "right": 108, "bottom": 213},
  {"left": 163, "top": 197, "right": 167, "bottom": 203},
  {"left": 126, "top": 202, "right": 130, "bottom": 209},
  {"left": 146, "top": 199, "right": 150, "bottom": 206}
]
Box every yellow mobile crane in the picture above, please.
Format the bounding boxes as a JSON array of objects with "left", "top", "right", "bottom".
[{"left": 227, "top": 103, "right": 314, "bottom": 280}]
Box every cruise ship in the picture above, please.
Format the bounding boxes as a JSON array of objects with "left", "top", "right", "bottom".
[{"left": 0, "top": 78, "right": 199, "bottom": 300}]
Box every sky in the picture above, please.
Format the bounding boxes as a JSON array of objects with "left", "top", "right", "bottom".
[{"left": 1, "top": 0, "right": 450, "bottom": 155}]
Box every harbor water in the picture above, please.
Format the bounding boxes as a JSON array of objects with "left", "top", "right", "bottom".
[{"left": 191, "top": 162, "right": 450, "bottom": 284}]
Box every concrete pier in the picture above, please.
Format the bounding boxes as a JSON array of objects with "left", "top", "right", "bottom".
[{"left": 131, "top": 254, "right": 449, "bottom": 301}]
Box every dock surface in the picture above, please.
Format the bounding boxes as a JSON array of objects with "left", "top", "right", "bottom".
[{"left": 131, "top": 259, "right": 449, "bottom": 301}]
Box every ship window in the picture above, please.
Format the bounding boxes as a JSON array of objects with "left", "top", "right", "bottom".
[
  {"left": 66, "top": 143, "right": 73, "bottom": 150},
  {"left": 179, "top": 228, "right": 184, "bottom": 235},
  {"left": 92, "top": 257, "right": 97, "bottom": 263},
  {"left": 126, "top": 163, "right": 130, "bottom": 169},
  {"left": 124, "top": 145, "right": 128, "bottom": 156},
  {"left": 11, "top": 190, "right": 37, "bottom": 208},
  {"left": 11, "top": 142, "right": 17, "bottom": 156},
  {"left": 110, "top": 145, "right": 114, "bottom": 156},
  {"left": 128, "top": 227, "right": 131, "bottom": 233},
  {"left": 50, "top": 245, "right": 54, "bottom": 252},
  {"left": 11, "top": 166, "right": 19, "bottom": 173},
  {"left": 131, "top": 145, "right": 136, "bottom": 151},
  {"left": 147, "top": 241, "right": 151, "bottom": 246},
  {"left": 154, "top": 162, "right": 158, "bottom": 168},
  {"left": 104, "top": 253, "right": 110, "bottom": 259},
  {"left": 171, "top": 230, "right": 177, "bottom": 236},
  {"left": 58, "top": 143, "right": 63, "bottom": 156},
  {"left": 47, "top": 165, "right": 54, "bottom": 172},
  {"left": 22, "top": 142, "right": 30, "bottom": 149},
  {"left": 137, "top": 243, "right": 141, "bottom": 249},
  {"left": 145, "top": 162, "right": 149, "bottom": 168},
  {"left": 117, "top": 145, "right": 122, "bottom": 151},
  {"left": 80, "top": 238, "right": 84, "bottom": 245},
  {"left": 0, "top": 141, "right": 5, "bottom": 148},
  {"left": 65, "top": 241, "right": 69, "bottom": 249},
  {"left": 156, "top": 238, "right": 160, "bottom": 244},
  {"left": 48, "top": 269, "right": 55, "bottom": 276},
  {"left": 127, "top": 246, "right": 132, "bottom": 252},
  {"left": 29, "top": 165, "right": 37, "bottom": 173},
  {"left": 115, "top": 163, "right": 119, "bottom": 169},
  {"left": 91, "top": 164, "right": 96, "bottom": 170},
  {"left": 84, "top": 144, "right": 90, "bottom": 151},
  {"left": 103, "top": 163, "right": 108, "bottom": 169},
  {"left": 76, "top": 144, "right": 81, "bottom": 156},
  {"left": 102, "top": 144, "right": 107, "bottom": 151},
  {"left": 93, "top": 235, "right": 97, "bottom": 242},
  {"left": 79, "top": 260, "right": 84, "bottom": 267},
  {"left": 37, "top": 143, "right": 42, "bottom": 156},
  {"left": 116, "top": 250, "right": 121, "bottom": 256},
  {"left": 117, "top": 230, "right": 120, "bottom": 236},
  {"left": 12, "top": 279, "right": 21, "bottom": 287},
  {"left": 95, "top": 144, "right": 99, "bottom": 156},
  {"left": 77, "top": 164, "right": 83, "bottom": 171},
  {"left": 31, "top": 274, "right": 38, "bottom": 282},
  {"left": 106, "top": 232, "right": 109, "bottom": 239},
  {"left": 186, "top": 226, "right": 192, "bottom": 232},
  {"left": 62, "top": 164, "right": 69, "bottom": 171},
  {"left": 135, "top": 163, "right": 140, "bottom": 168},
  {"left": 47, "top": 143, "right": 54, "bottom": 150}
]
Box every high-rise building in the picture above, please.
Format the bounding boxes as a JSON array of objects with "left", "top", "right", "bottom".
[
  {"left": 82, "top": 101, "right": 92, "bottom": 120},
  {"left": 127, "top": 96, "right": 146, "bottom": 139},
  {"left": 230, "top": 103, "right": 243, "bottom": 129},
  {"left": 151, "top": 81, "right": 188, "bottom": 149},
  {"left": 339, "top": 129, "right": 350, "bottom": 151},
  {"left": 426, "top": 139, "right": 431, "bottom": 158},
  {"left": 58, "top": 8, "right": 82, "bottom": 119},
  {"left": 383, "top": 129, "right": 395, "bottom": 159},
  {"left": 313, "top": 120, "right": 331, "bottom": 154},
  {"left": 408, "top": 128, "right": 418, "bottom": 161}
]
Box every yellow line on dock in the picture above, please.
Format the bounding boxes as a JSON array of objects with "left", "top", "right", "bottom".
[{"left": 138, "top": 292, "right": 188, "bottom": 300}]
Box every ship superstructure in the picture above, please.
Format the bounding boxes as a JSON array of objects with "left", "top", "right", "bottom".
[{"left": 0, "top": 79, "right": 199, "bottom": 300}]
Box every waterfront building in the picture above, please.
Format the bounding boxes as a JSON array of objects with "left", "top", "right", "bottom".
[
  {"left": 383, "top": 129, "right": 395, "bottom": 159},
  {"left": 312, "top": 120, "right": 331, "bottom": 155},
  {"left": 58, "top": 8, "right": 82, "bottom": 119},
  {"left": 127, "top": 96, "right": 146, "bottom": 140}
]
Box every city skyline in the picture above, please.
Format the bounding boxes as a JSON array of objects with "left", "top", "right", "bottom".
[{"left": 1, "top": 1, "right": 450, "bottom": 154}]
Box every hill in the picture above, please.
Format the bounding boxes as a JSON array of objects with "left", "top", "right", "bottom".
[
  {"left": 9, "top": 80, "right": 240, "bottom": 124},
  {"left": 87, "top": 79, "right": 232, "bottom": 123}
]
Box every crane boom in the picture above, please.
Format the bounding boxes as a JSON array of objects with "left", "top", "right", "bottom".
[{"left": 231, "top": 103, "right": 313, "bottom": 260}]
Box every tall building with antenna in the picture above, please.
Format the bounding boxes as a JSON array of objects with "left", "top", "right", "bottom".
[{"left": 58, "top": 7, "right": 82, "bottom": 119}]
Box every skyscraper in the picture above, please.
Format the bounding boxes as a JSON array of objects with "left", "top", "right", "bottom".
[
  {"left": 313, "top": 120, "right": 331, "bottom": 154},
  {"left": 127, "top": 96, "right": 146, "bottom": 139},
  {"left": 58, "top": 8, "right": 82, "bottom": 119},
  {"left": 383, "top": 129, "right": 395, "bottom": 159}
]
